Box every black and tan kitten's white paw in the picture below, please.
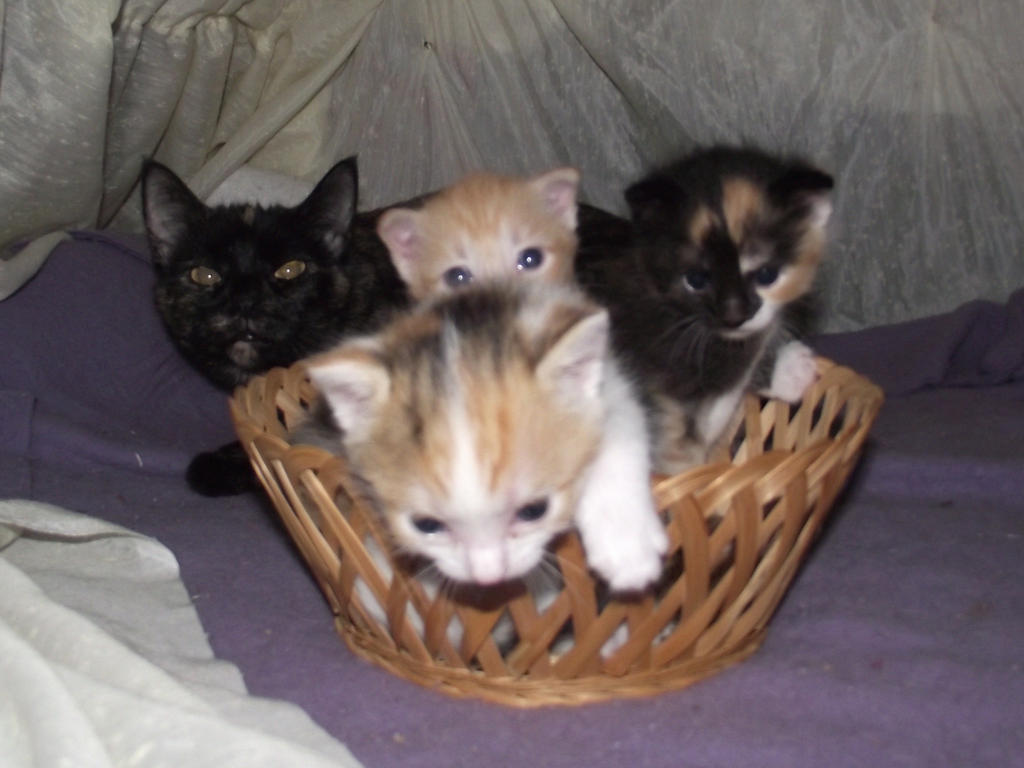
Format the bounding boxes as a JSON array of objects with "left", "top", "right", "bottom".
[
  {"left": 186, "top": 440, "right": 259, "bottom": 496},
  {"left": 766, "top": 341, "right": 819, "bottom": 403}
]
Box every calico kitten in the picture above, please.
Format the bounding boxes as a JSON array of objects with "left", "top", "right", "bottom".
[
  {"left": 304, "top": 283, "right": 667, "bottom": 592},
  {"left": 375, "top": 168, "right": 580, "bottom": 299},
  {"left": 580, "top": 145, "right": 834, "bottom": 473},
  {"left": 141, "top": 158, "right": 408, "bottom": 495}
]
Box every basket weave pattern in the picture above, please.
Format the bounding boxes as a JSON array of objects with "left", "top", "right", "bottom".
[{"left": 230, "top": 357, "right": 882, "bottom": 707}]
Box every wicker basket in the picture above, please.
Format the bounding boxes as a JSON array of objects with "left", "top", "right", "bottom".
[{"left": 230, "top": 357, "right": 882, "bottom": 707}]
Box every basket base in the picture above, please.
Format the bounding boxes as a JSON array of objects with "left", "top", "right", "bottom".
[{"left": 335, "top": 616, "right": 767, "bottom": 708}]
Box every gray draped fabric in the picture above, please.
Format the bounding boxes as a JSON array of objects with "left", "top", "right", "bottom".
[{"left": 2, "top": 0, "right": 1022, "bottom": 329}]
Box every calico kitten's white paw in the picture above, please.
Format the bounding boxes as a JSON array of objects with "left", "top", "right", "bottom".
[
  {"left": 578, "top": 492, "right": 667, "bottom": 593},
  {"left": 767, "top": 341, "right": 819, "bottom": 403}
]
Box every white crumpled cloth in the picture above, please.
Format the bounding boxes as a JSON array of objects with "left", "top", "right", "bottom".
[{"left": 0, "top": 499, "right": 363, "bottom": 768}]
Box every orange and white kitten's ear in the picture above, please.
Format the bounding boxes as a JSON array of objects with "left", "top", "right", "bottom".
[
  {"left": 529, "top": 167, "right": 580, "bottom": 231},
  {"left": 536, "top": 307, "right": 610, "bottom": 404},
  {"left": 376, "top": 208, "right": 424, "bottom": 289},
  {"left": 305, "top": 350, "right": 390, "bottom": 442}
]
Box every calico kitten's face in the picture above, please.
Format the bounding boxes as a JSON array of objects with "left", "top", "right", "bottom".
[
  {"left": 375, "top": 168, "right": 580, "bottom": 300},
  {"left": 306, "top": 285, "right": 608, "bottom": 585},
  {"left": 142, "top": 159, "right": 362, "bottom": 390},
  {"left": 626, "top": 147, "right": 833, "bottom": 341}
]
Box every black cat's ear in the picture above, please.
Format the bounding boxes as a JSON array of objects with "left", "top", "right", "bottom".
[
  {"left": 769, "top": 165, "right": 835, "bottom": 230},
  {"left": 141, "top": 161, "right": 206, "bottom": 268},
  {"left": 624, "top": 174, "right": 683, "bottom": 227},
  {"left": 298, "top": 156, "right": 358, "bottom": 259}
]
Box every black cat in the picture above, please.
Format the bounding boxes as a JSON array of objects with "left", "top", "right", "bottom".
[
  {"left": 141, "top": 158, "right": 409, "bottom": 495},
  {"left": 578, "top": 145, "right": 834, "bottom": 473}
]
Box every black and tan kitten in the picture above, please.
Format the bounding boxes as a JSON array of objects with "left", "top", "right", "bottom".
[
  {"left": 579, "top": 145, "right": 834, "bottom": 473},
  {"left": 142, "top": 158, "right": 408, "bottom": 495}
]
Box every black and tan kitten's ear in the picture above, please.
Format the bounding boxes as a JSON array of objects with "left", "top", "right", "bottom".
[
  {"left": 529, "top": 167, "right": 580, "bottom": 230},
  {"left": 770, "top": 165, "right": 835, "bottom": 231},
  {"left": 304, "top": 346, "right": 390, "bottom": 443},
  {"left": 376, "top": 207, "right": 424, "bottom": 288},
  {"left": 623, "top": 173, "right": 684, "bottom": 227},
  {"left": 141, "top": 161, "right": 207, "bottom": 268},
  {"left": 297, "top": 156, "right": 358, "bottom": 259}
]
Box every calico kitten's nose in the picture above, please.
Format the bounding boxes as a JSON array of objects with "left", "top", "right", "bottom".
[
  {"left": 466, "top": 545, "right": 507, "bottom": 584},
  {"left": 719, "top": 296, "right": 751, "bottom": 328}
]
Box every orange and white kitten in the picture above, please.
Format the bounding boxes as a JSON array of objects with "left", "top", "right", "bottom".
[
  {"left": 375, "top": 168, "right": 580, "bottom": 299},
  {"left": 305, "top": 282, "right": 666, "bottom": 592}
]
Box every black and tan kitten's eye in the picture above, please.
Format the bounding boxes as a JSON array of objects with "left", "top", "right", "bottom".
[
  {"left": 683, "top": 268, "right": 711, "bottom": 291},
  {"left": 515, "top": 499, "right": 548, "bottom": 522},
  {"left": 516, "top": 247, "right": 544, "bottom": 271},
  {"left": 412, "top": 515, "right": 447, "bottom": 534},
  {"left": 443, "top": 266, "right": 474, "bottom": 288},
  {"left": 753, "top": 264, "right": 780, "bottom": 286},
  {"left": 189, "top": 266, "right": 222, "bottom": 286},
  {"left": 273, "top": 260, "right": 306, "bottom": 280}
]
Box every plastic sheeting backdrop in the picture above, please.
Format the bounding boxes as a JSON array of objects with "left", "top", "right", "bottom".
[{"left": 1, "top": 1, "right": 1022, "bottom": 330}]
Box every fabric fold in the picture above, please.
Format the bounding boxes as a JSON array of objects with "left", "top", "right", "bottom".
[
  {"left": 0, "top": 499, "right": 363, "bottom": 768},
  {"left": 815, "top": 287, "right": 1024, "bottom": 395}
]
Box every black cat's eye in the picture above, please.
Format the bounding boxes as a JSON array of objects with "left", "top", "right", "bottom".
[
  {"left": 412, "top": 516, "right": 447, "bottom": 534},
  {"left": 683, "top": 268, "right": 711, "bottom": 292},
  {"left": 443, "top": 266, "right": 474, "bottom": 288},
  {"left": 189, "top": 266, "right": 222, "bottom": 286},
  {"left": 273, "top": 259, "right": 307, "bottom": 280},
  {"left": 516, "top": 247, "right": 544, "bottom": 271},
  {"left": 753, "top": 264, "right": 780, "bottom": 286},
  {"left": 515, "top": 499, "right": 548, "bottom": 522}
]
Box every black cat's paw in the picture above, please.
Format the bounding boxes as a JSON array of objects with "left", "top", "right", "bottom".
[{"left": 186, "top": 441, "right": 259, "bottom": 497}]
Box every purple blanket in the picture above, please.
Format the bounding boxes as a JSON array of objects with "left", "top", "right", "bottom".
[{"left": 2, "top": 231, "right": 1022, "bottom": 767}]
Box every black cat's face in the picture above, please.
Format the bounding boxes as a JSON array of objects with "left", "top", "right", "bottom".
[
  {"left": 626, "top": 147, "right": 833, "bottom": 342},
  {"left": 142, "top": 159, "right": 359, "bottom": 390}
]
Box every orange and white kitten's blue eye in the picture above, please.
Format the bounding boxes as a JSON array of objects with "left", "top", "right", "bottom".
[
  {"left": 683, "top": 268, "right": 710, "bottom": 292},
  {"left": 443, "top": 266, "right": 473, "bottom": 288},
  {"left": 189, "top": 266, "right": 222, "bottom": 286},
  {"left": 753, "top": 264, "right": 780, "bottom": 286},
  {"left": 412, "top": 515, "right": 447, "bottom": 534},
  {"left": 515, "top": 499, "right": 548, "bottom": 522},
  {"left": 516, "top": 247, "right": 544, "bottom": 271}
]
